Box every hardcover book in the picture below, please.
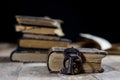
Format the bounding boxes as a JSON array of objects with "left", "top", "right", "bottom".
[
  {"left": 15, "top": 24, "right": 65, "bottom": 36},
  {"left": 18, "top": 38, "right": 71, "bottom": 49},
  {"left": 10, "top": 48, "right": 48, "bottom": 62},
  {"left": 47, "top": 47, "right": 107, "bottom": 73},
  {"left": 78, "top": 33, "right": 120, "bottom": 55},
  {"left": 15, "top": 15, "right": 63, "bottom": 28},
  {"left": 23, "top": 34, "right": 60, "bottom": 40}
]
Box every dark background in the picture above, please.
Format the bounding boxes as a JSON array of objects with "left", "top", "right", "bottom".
[{"left": 1, "top": 0, "right": 119, "bottom": 43}]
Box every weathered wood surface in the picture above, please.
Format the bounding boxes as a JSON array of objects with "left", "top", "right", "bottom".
[
  {"left": 0, "top": 43, "right": 16, "bottom": 57},
  {"left": 0, "top": 43, "right": 120, "bottom": 80},
  {"left": 0, "top": 63, "right": 23, "bottom": 80}
]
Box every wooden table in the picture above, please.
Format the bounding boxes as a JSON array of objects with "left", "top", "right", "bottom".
[{"left": 0, "top": 43, "right": 120, "bottom": 80}]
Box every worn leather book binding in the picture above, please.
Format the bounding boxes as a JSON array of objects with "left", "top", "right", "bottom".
[
  {"left": 10, "top": 48, "right": 48, "bottom": 62},
  {"left": 47, "top": 47, "right": 107, "bottom": 74},
  {"left": 79, "top": 33, "right": 120, "bottom": 55},
  {"left": 15, "top": 15, "right": 65, "bottom": 37},
  {"left": 18, "top": 38, "right": 71, "bottom": 49},
  {"left": 23, "top": 34, "right": 60, "bottom": 40},
  {"left": 79, "top": 33, "right": 112, "bottom": 50},
  {"left": 15, "top": 25, "right": 64, "bottom": 36},
  {"left": 15, "top": 15, "right": 63, "bottom": 27}
]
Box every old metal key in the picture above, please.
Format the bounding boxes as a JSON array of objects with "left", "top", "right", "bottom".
[{"left": 61, "top": 47, "right": 83, "bottom": 75}]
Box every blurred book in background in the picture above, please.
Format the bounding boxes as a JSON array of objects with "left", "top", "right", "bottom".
[{"left": 76, "top": 33, "right": 120, "bottom": 55}]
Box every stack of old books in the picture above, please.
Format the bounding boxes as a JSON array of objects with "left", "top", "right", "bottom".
[{"left": 10, "top": 15, "right": 71, "bottom": 62}]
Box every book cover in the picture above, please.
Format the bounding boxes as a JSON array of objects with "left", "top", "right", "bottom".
[
  {"left": 18, "top": 38, "right": 71, "bottom": 49},
  {"left": 15, "top": 25, "right": 65, "bottom": 36},
  {"left": 10, "top": 47, "right": 48, "bottom": 62},
  {"left": 47, "top": 47, "right": 107, "bottom": 73},
  {"left": 78, "top": 33, "right": 120, "bottom": 55},
  {"left": 15, "top": 15, "right": 63, "bottom": 28}
]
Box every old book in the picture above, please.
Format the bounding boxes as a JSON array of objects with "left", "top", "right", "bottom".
[
  {"left": 78, "top": 33, "right": 120, "bottom": 55},
  {"left": 79, "top": 33, "right": 112, "bottom": 50},
  {"left": 15, "top": 25, "right": 65, "bottom": 36},
  {"left": 19, "top": 38, "right": 71, "bottom": 49},
  {"left": 10, "top": 48, "right": 48, "bottom": 62},
  {"left": 47, "top": 47, "right": 107, "bottom": 73},
  {"left": 23, "top": 34, "right": 60, "bottom": 40},
  {"left": 15, "top": 15, "right": 63, "bottom": 28}
]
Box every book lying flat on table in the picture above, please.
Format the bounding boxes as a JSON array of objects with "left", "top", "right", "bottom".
[
  {"left": 79, "top": 33, "right": 112, "bottom": 50},
  {"left": 23, "top": 34, "right": 60, "bottom": 41},
  {"left": 19, "top": 38, "right": 71, "bottom": 49},
  {"left": 10, "top": 48, "right": 48, "bottom": 62},
  {"left": 78, "top": 33, "right": 120, "bottom": 55},
  {"left": 15, "top": 15, "right": 63, "bottom": 28},
  {"left": 47, "top": 47, "right": 107, "bottom": 73},
  {"left": 15, "top": 25, "right": 64, "bottom": 36}
]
